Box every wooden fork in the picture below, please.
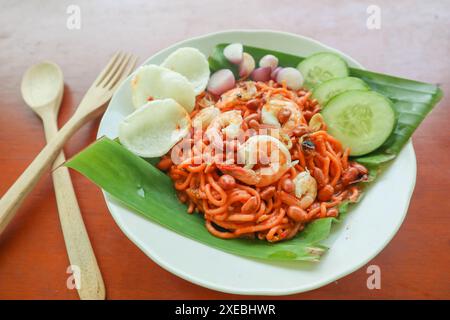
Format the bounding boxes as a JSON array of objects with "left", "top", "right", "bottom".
[{"left": 0, "top": 52, "right": 137, "bottom": 234}]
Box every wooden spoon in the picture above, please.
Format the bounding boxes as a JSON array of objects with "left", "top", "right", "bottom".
[{"left": 21, "top": 62, "right": 105, "bottom": 300}]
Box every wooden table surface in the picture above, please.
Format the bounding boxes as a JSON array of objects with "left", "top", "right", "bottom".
[{"left": 0, "top": 0, "right": 449, "bottom": 299}]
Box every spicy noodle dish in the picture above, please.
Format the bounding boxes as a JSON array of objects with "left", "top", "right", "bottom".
[{"left": 117, "top": 44, "right": 396, "bottom": 243}]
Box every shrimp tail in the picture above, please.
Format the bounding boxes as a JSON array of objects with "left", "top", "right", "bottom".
[{"left": 217, "top": 164, "right": 261, "bottom": 186}]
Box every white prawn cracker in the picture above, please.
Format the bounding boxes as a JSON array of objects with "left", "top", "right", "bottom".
[
  {"left": 161, "top": 47, "right": 210, "bottom": 95},
  {"left": 131, "top": 65, "right": 196, "bottom": 112},
  {"left": 119, "top": 99, "right": 191, "bottom": 158}
]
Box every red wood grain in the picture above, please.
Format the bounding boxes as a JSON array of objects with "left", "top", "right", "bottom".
[{"left": 0, "top": 0, "right": 449, "bottom": 299}]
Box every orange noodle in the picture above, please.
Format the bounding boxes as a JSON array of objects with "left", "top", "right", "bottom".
[{"left": 157, "top": 80, "right": 368, "bottom": 242}]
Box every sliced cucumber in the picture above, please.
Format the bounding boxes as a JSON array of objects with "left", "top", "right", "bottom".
[
  {"left": 321, "top": 90, "right": 395, "bottom": 156},
  {"left": 297, "top": 52, "right": 349, "bottom": 89},
  {"left": 312, "top": 77, "right": 370, "bottom": 107}
]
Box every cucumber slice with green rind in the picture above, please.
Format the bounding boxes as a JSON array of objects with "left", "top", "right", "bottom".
[
  {"left": 312, "top": 77, "right": 370, "bottom": 107},
  {"left": 297, "top": 52, "right": 349, "bottom": 89},
  {"left": 321, "top": 90, "right": 395, "bottom": 156}
]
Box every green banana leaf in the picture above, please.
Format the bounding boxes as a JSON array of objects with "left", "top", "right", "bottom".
[
  {"left": 65, "top": 44, "right": 442, "bottom": 262},
  {"left": 66, "top": 137, "right": 332, "bottom": 261}
]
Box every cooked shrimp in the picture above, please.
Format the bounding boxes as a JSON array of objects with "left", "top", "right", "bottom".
[
  {"left": 216, "top": 81, "right": 258, "bottom": 108},
  {"left": 192, "top": 106, "right": 220, "bottom": 129},
  {"left": 217, "top": 135, "right": 292, "bottom": 187},
  {"left": 205, "top": 110, "right": 243, "bottom": 150},
  {"left": 293, "top": 171, "right": 317, "bottom": 209},
  {"left": 261, "top": 97, "right": 303, "bottom": 135}
]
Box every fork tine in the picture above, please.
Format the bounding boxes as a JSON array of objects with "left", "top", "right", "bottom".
[
  {"left": 99, "top": 53, "right": 128, "bottom": 88},
  {"left": 109, "top": 55, "right": 138, "bottom": 91},
  {"left": 104, "top": 53, "right": 132, "bottom": 89},
  {"left": 93, "top": 52, "right": 122, "bottom": 86},
  {"left": 115, "top": 55, "right": 137, "bottom": 88}
]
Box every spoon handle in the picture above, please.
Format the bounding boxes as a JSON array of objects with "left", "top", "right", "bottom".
[
  {"left": 0, "top": 113, "right": 85, "bottom": 234},
  {"left": 41, "top": 112, "right": 105, "bottom": 300}
]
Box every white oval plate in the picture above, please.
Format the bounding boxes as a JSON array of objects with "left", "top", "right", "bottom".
[{"left": 97, "top": 30, "right": 416, "bottom": 295}]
